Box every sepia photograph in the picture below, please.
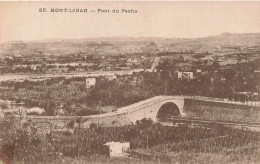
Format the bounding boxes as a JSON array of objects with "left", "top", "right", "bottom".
[{"left": 0, "top": 1, "right": 260, "bottom": 163}]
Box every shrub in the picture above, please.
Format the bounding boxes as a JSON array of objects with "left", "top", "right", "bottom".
[
  {"left": 0, "top": 118, "right": 56, "bottom": 162},
  {"left": 0, "top": 103, "right": 8, "bottom": 109},
  {"left": 76, "top": 108, "right": 104, "bottom": 116}
]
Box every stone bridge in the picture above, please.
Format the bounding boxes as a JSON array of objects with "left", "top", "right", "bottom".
[{"left": 25, "top": 96, "right": 185, "bottom": 128}]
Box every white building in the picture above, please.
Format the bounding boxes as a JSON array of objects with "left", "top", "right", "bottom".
[
  {"left": 30, "top": 65, "right": 37, "bottom": 71},
  {"left": 86, "top": 78, "right": 96, "bottom": 88},
  {"left": 106, "top": 75, "right": 117, "bottom": 81},
  {"left": 26, "top": 107, "right": 44, "bottom": 115},
  {"left": 177, "top": 72, "right": 194, "bottom": 80},
  {"left": 104, "top": 141, "right": 130, "bottom": 157},
  {"left": 127, "top": 58, "right": 139, "bottom": 65}
]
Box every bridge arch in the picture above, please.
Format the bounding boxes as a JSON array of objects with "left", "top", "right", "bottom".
[
  {"left": 125, "top": 96, "right": 185, "bottom": 123},
  {"left": 156, "top": 102, "right": 180, "bottom": 120}
]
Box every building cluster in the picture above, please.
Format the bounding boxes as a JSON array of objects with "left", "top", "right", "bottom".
[{"left": 0, "top": 53, "right": 152, "bottom": 74}]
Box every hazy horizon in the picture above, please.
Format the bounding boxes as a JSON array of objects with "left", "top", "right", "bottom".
[
  {"left": 1, "top": 32, "right": 260, "bottom": 44},
  {"left": 1, "top": 2, "right": 260, "bottom": 43}
]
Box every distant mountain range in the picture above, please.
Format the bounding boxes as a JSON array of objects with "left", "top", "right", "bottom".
[{"left": 1, "top": 33, "right": 260, "bottom": 56}]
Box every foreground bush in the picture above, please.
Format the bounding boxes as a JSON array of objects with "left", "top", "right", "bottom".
[{"left": 0, "top": 118, "right": 57, "bottom": 162}]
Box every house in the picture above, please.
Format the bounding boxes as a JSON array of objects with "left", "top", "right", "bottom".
[
  {"left": 193, "top": 69, "right": 202, "bottom": 78},
  {"left": 127, "top": 58, "right": 139, "bottom": 65},
  {"left": 140, "top": 56, "right": 147, "bottom": 61},
  {"left": 151, "top": 57, "right": 160, "bottom": 70},
  {"left": 55, "top": 108, "right": 65, "bottom": 116},
  {"left": 106, "top": 75, "right": 117, "bottom": 81},
  {"left": 104, "top": 141, "right": 130, "bottom": 157},
  {"left": 221, "top": 77, "right": 226, "bottom": 82},
  {"left": 86, "top": 78, "right": 96, "bottom": 88},
  {"left": 26, "top": 107, "right": 44, "bottom": 115},
  {"left": 30, "top": 65, "right": 37, "bottom": 71},
  {"left": 177, "top": 71, "right": 193, "bottom": 80}
]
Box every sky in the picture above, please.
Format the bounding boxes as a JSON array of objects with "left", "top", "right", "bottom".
[{"left": 0, "top": 1, "right": 260, "bottom": 42}]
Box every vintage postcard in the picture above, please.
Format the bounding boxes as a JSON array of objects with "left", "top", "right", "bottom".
[{"left": 0, "top": 1, "right": 260, "bottom": 164}]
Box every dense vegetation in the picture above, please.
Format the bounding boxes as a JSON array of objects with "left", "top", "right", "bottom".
[
  {"left": 0, "top": 59, "right": 259, "bottom": 116},
  {"left": 0, "top": 117, "right": 259, "bottom": 163}
]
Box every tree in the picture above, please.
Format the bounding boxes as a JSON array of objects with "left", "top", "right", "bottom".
[
  {"left": 156, "top": 59, "right": 173, "bottom": 95},
  {"left": 212, "top": 60, "right": 220, "bottom": 69},
  {"left": 43, "top": 101, "right": 56, "bottom": 116}
]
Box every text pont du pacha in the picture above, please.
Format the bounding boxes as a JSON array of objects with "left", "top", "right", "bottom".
[{"left": 39, "top": 8, "right": 137, "bottom": 14}]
